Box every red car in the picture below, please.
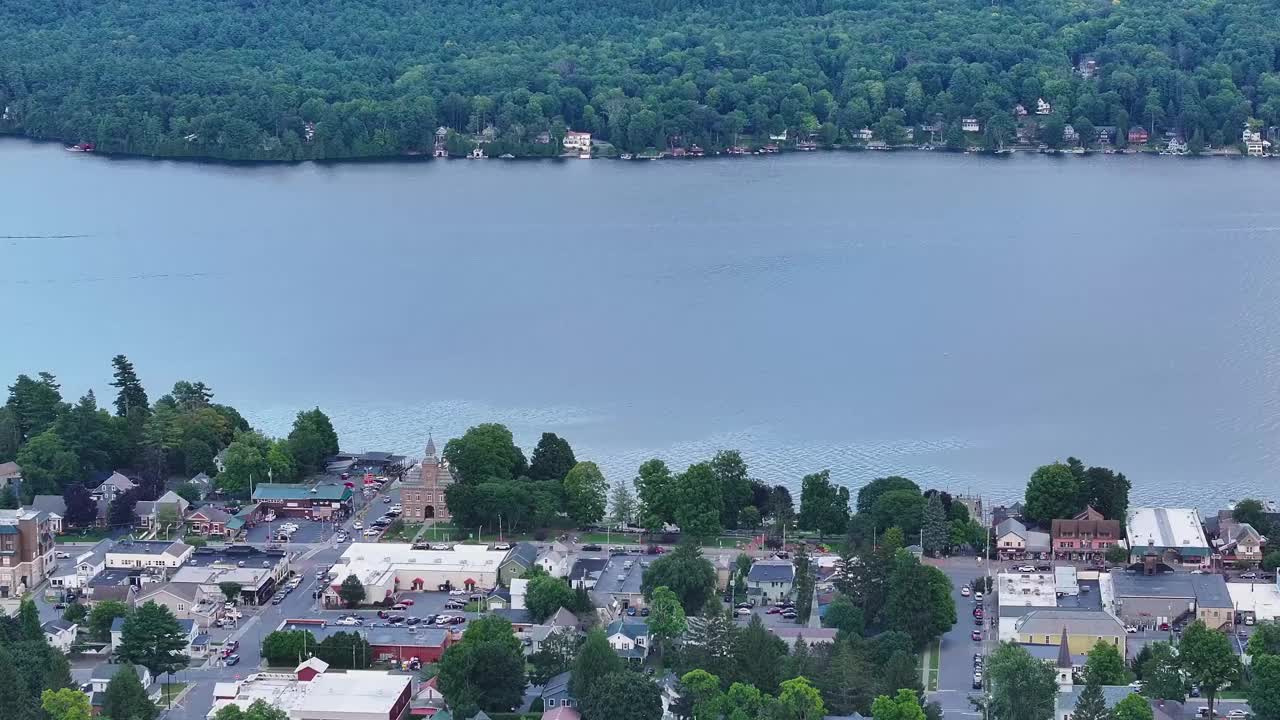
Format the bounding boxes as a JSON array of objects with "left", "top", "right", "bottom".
[
  {"left": 971, "top": 630, "right": 982, "bottom": 641},
  {"left": 399, "top": 599, "right": 415, "bottom": 606},
  {"left": 766, "top": 607, "right": 781, "bottom": 614}
]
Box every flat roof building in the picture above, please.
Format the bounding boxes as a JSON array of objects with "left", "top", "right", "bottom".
[
  {"left": 325, "top": 544, "right": 510, "bottom": 604},
  {"left": 210, "top": 662, "right": 412, "bottom": 720},
  {"left": 1125, "top": 508, "right": 1210, "bottom": 565},
  {"left": 1108, "top": 570, "right": 1232, "bottom": 629}
]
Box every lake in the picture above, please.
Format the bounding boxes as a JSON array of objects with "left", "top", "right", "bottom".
[{"left": 3, "top": 139, "right": 1276, "bottom": 510}]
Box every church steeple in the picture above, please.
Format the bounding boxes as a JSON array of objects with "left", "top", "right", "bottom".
[
  {"left": 425, "top": 433, "right": 437, "bottom": 459},
  {"left": 1056, "top": 629, "right": 1074, "bottom": 691}
]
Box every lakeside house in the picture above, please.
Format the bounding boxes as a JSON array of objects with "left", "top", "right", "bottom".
[
  {"left": 1128, "top": 127, "right": 1150, "bottom": 145},
  {"left": 563, "top": 131, "right": 592, "bottom": 154}
]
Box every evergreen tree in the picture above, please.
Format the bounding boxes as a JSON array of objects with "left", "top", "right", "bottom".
[
  {"left": 109, "top": 355, "right": 149, "bottom": 418},
  {"left": 527, "top": 433, "right": 576, "bottom": 483},
  {"left": 103, "top": 664, "right": 156, "bottom": 720},
  {"left": 734, "top": 614, "right": 788, "bottom": 694},
  {"left": 608, "top": 479, "right": 636, "bottom": 528},
  {"left": 1072, "top": 679, "right": 1109, "bottom": 720},
  {"left": 0, "top": 485, "right": 17, "bottom": 509},
  {"left": 115, "top": 602, "right": 191, "bottom": 679},
  {"left": 793, "top": 543, "right": 815, "bottom": 623},
  {"left": 921, "top": 493, "right": 948, "bottom": 557},
  {"left": 19, "top": 599, "right": 43, "bottom": 641}
]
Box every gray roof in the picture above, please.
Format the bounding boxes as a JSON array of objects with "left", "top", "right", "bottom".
[
  {"left": 1111, "top": 571, "right": 1232, "bottom": 608},
  {"left": 748, "top": 561, "right": 795, "bottom": 583},
  {"left": 189, "top": 505, "right": 231, "bottom": 523},
  {"left": 99, "top": 472, "right": 137, "bottom": 491},
  {"left": 30, "top": 495, "right": 67, "bottom": 517},
  {"left": 91, "top": 585, "right": 135, "bottom": 603},
  {"left": 134, "top": 501, "right": 155, "bottom": 517},
  {"left": 42, "top": 618, "right": 76, "bottom": 633},
  {"left": 1025, "top": 530, "right": 1051, "bottom": 553},
  {"left": 78, "top": 540, "right": 112, "bottom": 568},
  {"left": 493, "top": 608, "right": 533, "bottom": 625},
  {"left": 1015, "top": 609, "right": 1126, "bottom": 637},
  {"left": 997, "top": 518, "right": 1027, "bottom": 538},
  {"left": 542, "top": 671, "right": 573, "bottom": 703},
  {"left": 503, "top": 542, "right": 538, "bottom": 568},
  {"left": 548, "top": 607, "right": 578, "bottom": 627},
  {"left": 90, "top": 663, "right": 148, "bottom": 684},
  {"left": 1058, "top": 685, "right": 1135, "bottom": 712},
  {"left": 569, "top": 558, "right": 607, "bottom": 582},
  {"left": 138, "top": 583, "right": 199, "bottom": 603},
  {"left": 605, "top": 618, "right": 648, "bottom": 640}
]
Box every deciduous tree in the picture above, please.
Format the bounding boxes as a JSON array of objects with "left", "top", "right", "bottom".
[
  {"left": 1084, "top": 640, "right": 1128, "bottom": 685},
  {"left": 443, "top": 424, "right": 527, "bottom": 482},
  {"left": 41, "top": 688, "right": 91, "bottom": 720},
  {"left": 647, "top": 586, "right": 687, "bottom": 665},
  {"left": 563, "top": 461, "right": 607, "bottom": 526},
  {"left": 1248, "top": 655, "right": 1280, "bottom": 720},
  {"left": 872, "top": 688, "right": 926, "bottom": 720},
  {"left": 641, "top": 539, "right": 716, "bottom": 614},
  {"left": 1023, "top": 463, "right": 1082, "bottom": 525},
  {"left": 580, "top": 671, "right": 663, "bottom": 720},
  {"left": 526, "top": 575, "right": 577, "bottom": 622},
  {"left": 1111, "top": 693, "right": 1154, "bottom": 720},
  {"left": 437, "top": 616, "right": 526, "bottom": 712},
  {"left": 984, "top": 642, "right": 1058, "bottom": 720},
  {"left": 1177, "top": 621, "right": 1239, "bottom": 720},
  {"left": 674, "top": 462, "right": 722, "bottom": 540},
  {"left": 571, "top": 629, "right": 623, "bottom": 696}
]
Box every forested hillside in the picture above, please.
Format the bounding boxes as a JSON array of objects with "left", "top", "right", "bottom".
[{"left": 1, "top": 0, "right": 1277, "bottom": 160}]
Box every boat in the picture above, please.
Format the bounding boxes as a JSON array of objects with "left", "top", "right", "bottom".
[
  {"left": 65, "top": 142, "right": 95, "bottom": 152},
  {"left": 578, "top": 152, "right": 591, "bottom": 159},
  {"left": 619, "top": 153, "right": 633, "bottom": 160}
]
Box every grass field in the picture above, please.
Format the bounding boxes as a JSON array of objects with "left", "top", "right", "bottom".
[{"left": 55, "top": 528, "right": 116, "bottom": 544}]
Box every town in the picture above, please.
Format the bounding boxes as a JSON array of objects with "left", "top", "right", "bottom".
[{"left": 0, "top": 360, "right": 1277, "bottom": 720}]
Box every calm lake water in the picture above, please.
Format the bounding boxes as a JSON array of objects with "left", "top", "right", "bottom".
[{"left": 3, "top": 139, "right": 1277, "bottom": 510}]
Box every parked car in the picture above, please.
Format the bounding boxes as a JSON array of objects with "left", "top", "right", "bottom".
[
  {"left": 641, "top": 607, "right": 650, "bottom": 617},
  {"left": 767, "top": 607, "right": 781, "bottom": 614},
  {"left": 448, "top": 616, "right": 466, "bottom": 624},
  {"left": 736, "top": 607, "right": 751, "bottom": 616},
  {"left": 352, "top": 521, "right": 363, "bottom": 530},
  {"left": 406, "top": 617, "right": 422, "bottom": 625},
  {"left": 1125, "top": 625, "right": 1138, "bottom": 634},
  {"left": 626, "top": 607, "right": 637, "bottom": 616},
  {"left": 781, "top": 611, "right": 798, "bottom": 620},
  {"left": 582, "top": 544, "right": 602, "bottom": 551},
  {"left": 1241, "top": 572, "right": 1259, "bottom": 580},
  {"left": 974, "top": 591, "right": 984, "bottom": 601},
  {"left": 1016, "top": 565, "right": 1036, "bottom": 573},
  {"left": 399, "top": 598, "right": 415, "bottom": 606},
  {"left": 225, "top": 654, "right": 241, "bottom": 666},
  {"left": 971, "top": 630, "right": 982, "bottom": 641},
  {"left": 55, "top": 551, "right": 71, "bottom": 559},
  {"left": 392, "top": 603, "right": 408, "bottom": 611},
  {"left": 972, "top": 674, "right": 983, "bottom": 689}
]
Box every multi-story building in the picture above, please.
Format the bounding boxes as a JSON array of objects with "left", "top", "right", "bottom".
[
  {"left": 400, "top": 436, "right": 455, "bottom": 523},
  {"left": 1051, "top": 507, "right": 1121, "bottom": 560},
  {"left": 251, "top": 482, "right": 353, "bottom": 520},
  {"left": 0, "top": 508, "right": 56, "bottom": 597}
]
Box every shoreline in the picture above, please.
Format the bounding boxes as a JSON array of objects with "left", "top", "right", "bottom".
[{"left": 7, "top": 134, "right": 1266, "bottom": 168}]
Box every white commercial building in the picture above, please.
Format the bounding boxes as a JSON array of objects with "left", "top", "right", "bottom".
[
  {"left": 210, "top": 660, "right": 412, "bottom": 720},
  {"left": 106, "top": 540, "right": 193, "bottom": 570},
  {"left": 1228, "top": 579, "right": 1280, "bottom": 622},
  {"left": 1125, "top": 508, "right": 1211, "bottom": 564},
  {"left": 325, "top": 543, "right": 510, "bottom": 603}
]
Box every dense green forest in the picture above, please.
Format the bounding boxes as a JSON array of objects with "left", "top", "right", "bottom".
[{"left": 0, "top": 0, "right": 1278, "bottom": 160}]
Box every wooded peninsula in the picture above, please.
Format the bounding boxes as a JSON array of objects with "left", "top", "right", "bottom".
[{"left": 1, "top": 0, "right": 1277, "bottom": 161}]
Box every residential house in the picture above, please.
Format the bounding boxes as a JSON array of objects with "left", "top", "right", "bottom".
[
  {"left": 42, "top": 618, "right": 77, "bottom": 653},
  {"left": 562, "top": 131, "right": 592, "bottom": 153},
  {"left": 132, "top": 583, "right": 219, "bottom": 626},
  {"left": 1036, "top": 98, "right": 1052, "bottom": 115},
  {"left": 996, "top": 518, "right": 1030, "bottom": 557},
  {"left": 854, "top": 128, "right": 874, "bottom": 142},
  {"left": 991, "top": 503, "right": 1024, "bottom": 528},
  {"left": 188, "top": 473, "right": 214, "bottom": 499},
  {"left": 1127, "top": 127, "right": 1149, "bottom": 145},
  {"left": 186, "top": 506, "right": 232, "bottom": 537},
  {"left": 135, "top": 491, "right": 191, "bottom": 532},
  {"left": 605, "top": 618, "right": 650, "bottom": 662},
  {"left": 1063, "top": 124, "right": 1078, "bottom": 144},
  {"left": 536, "top": 542, "right": 572, "bottom": 578},
  {"left": 1243, "top": 125, "right": 1266, "bottom": 156},
  {"left": 88, "top": 663, "right": 160, "bottom": 713},
  {"left": 28, "top": 495, "right": 65, "bottom": 533},
  {"left": 1218, "top": 523, "right": 1265, "bottom": 566},
  {"left": 112, "top": 616, "right": 199, "bottom": 655},
  {"left": 214, "top": 449, "right": 229, "bottom": 474},
  {"left": 0, "top": 462, "right": 21, "bottom": 494},
  {"left": 568, "top": 557, "right": 607, "bottom": 590},
  {"left": 548, "top": 607, "right": 578, "bottom": 629},
  {"left": 961, "top": 118, "right": 980, "bottom": 133},
  {"left": 1077, "top": 57, "right": 1100, "bottom": 79},
  {"left": 0, "top": 507, "right": 56, "bottom": 596},
  {"left": 542, "top": 671, "right": 577, "bottom": 711},
  {"left": 1014, "top": 104, "right": 1028, "bottom": 117},
  {"left": 746, "top": 561, "right": 795, "bottom": 603},
  {"left": 499, "top": 543, "right": 539, "bottom": 585},
  {"left": 95, "top": 472, "right": 137, "bottom": 503},
  {"left": 659, "top": 673, "right": 684, "bottom": 720},
  {"left": 1095, "top": 126, "right": 1118, "bottom": 145},
  {"left": 1051, "top": 507, "right": 1121, "bottom": 560}
]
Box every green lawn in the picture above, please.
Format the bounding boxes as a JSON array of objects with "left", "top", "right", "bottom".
[
  {"left": 55, "top": 528, "right": 116, "bottom": 544},
  {"left": 379, "top": 522, "right": 422, "bottom": 543},
  {"left": 159, "top": 682, "right": 188, "bottom": 705}
]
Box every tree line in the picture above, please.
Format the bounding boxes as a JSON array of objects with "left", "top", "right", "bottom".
[
  {"left": 2, "top": 0, "right": 1280, "bottom": 160},
  {"left": 1, "top": 356, "right": 341, "bottom": 524}
]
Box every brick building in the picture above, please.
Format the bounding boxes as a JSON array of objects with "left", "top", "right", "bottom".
[
  {"left": 400, "top": 436, "right": 455, "bottom": 523},
  {"left": 0, "top": 508, "right": 56, "bottom": 597}
]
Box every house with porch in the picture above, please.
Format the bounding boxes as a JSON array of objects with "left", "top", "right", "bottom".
[{"left": 746, "top": 561, "right": 795, "bottom": 603}]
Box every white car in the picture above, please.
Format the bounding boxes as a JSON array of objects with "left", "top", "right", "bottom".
[
  {"left": 960, "top": 586, "right": 971, "bottom": 597},
  {"left": 1016, "top": 565, "right": 1036, "bottom": 573},
  {"left": 364, "top": 528, "right": 381, "bottom": 536},
  {"left": 335, "top": 617, "right": 361, "bottom": 626},
  {"left": 735, "top": 607, "right": 751, "bottom": 616},
  {"left": 1227, "top": 710, "right": 1249, "bottom": 718},
  {"left": 449, "top": 589, "right": 467, "bottom": 596},
  {"left": 974, "top": 591, "right": 984, "bottom": 601},
  {"left": 352, "top": 521, "right": 364, "bottom": 530},
  {"left": 55, "top": 551, "right": 71, "bottom": 559},
  {"left": 1125, "top": 625, "right": 1138, "bottom": 634}
]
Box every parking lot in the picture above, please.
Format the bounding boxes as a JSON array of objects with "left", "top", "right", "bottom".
[
  {"left": 242, "top": 517, "right": 338, "bottom": 545},
  {"left": 287, "top": 585, "right": 483, "bottom": 630}
]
